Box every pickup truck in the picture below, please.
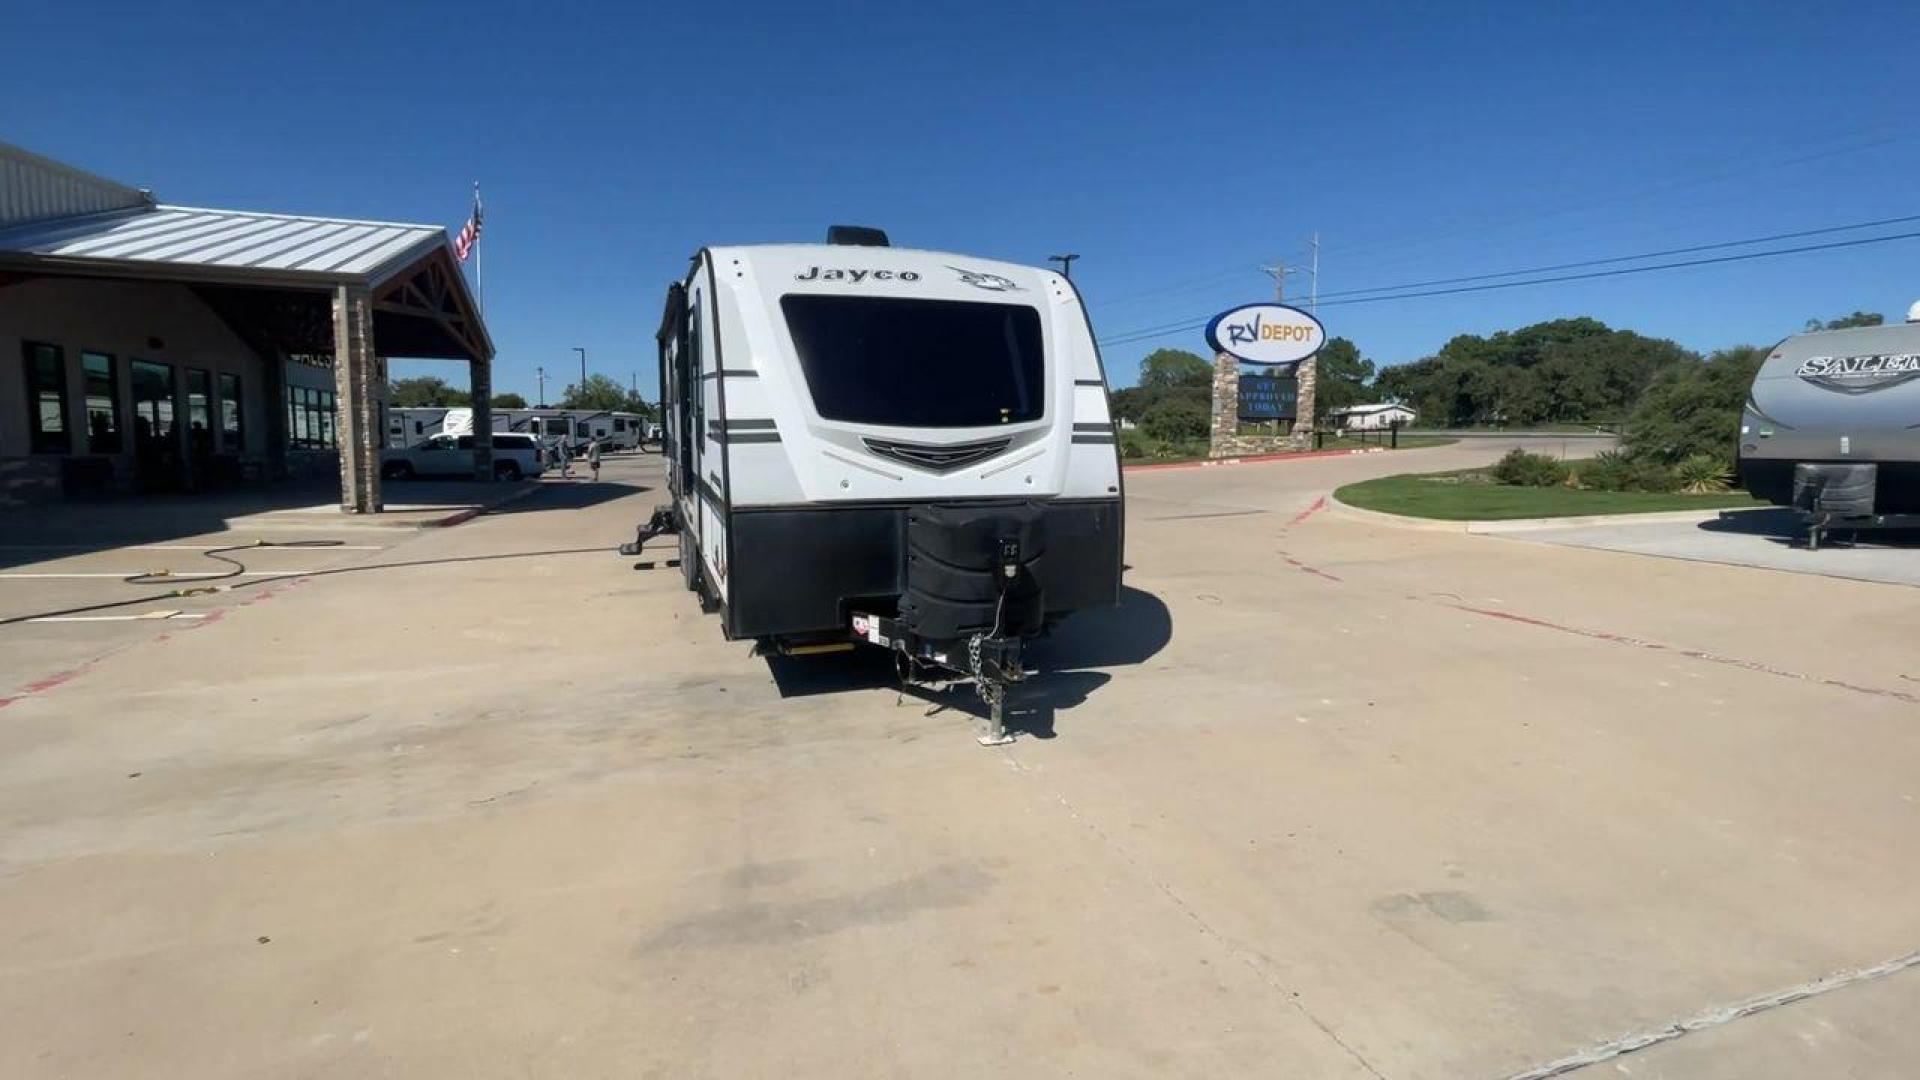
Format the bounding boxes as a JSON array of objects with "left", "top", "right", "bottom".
[{"left": 382, "top": 432, "right": 546, "bottom": 481}]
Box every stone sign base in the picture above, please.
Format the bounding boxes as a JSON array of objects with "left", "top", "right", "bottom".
[{"left": 1208, "top": 350, "right": 1317, "bottom": 459}]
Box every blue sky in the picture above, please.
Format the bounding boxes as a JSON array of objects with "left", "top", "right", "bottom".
[{"left": 7, "top": 0, "right": 1920, "bottom": 397}]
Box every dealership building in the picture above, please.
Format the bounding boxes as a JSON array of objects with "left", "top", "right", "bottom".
[{"left": 0, "top": 140, "right": 493, "bottom": 511}]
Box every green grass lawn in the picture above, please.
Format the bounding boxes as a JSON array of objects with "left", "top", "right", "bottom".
[{"left": 1336, "top": 469, "right": 1767, "bottom": 521}]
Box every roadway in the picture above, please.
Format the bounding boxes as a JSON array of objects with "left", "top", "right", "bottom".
[{"left": 1, "top": 439, "right": 1915, "bottom": 1078}]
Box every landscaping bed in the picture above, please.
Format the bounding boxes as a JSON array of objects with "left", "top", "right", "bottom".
[{"left": 1337, "top": 450, "right": 1764, "bottom": 521}]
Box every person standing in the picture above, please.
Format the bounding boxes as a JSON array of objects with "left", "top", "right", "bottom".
[
  {"left": 558, "top": 432, "right": 574, "bottom": 478},
  {"left": 587, "top": 436, "right": 603, "bottom": 482}
]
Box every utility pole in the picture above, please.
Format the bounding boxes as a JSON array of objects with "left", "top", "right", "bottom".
[
  {"left": 536, "top": 366, "right": 547, "bottom": 408},
  {"left": 1308, "top": 232, "right": 1320, "bottom": 312},
  {"left": 1261, "top": 260, "right": 1294, "bottom": 302},
  {"left": 573, "top": 347, "right": 587, "bottom": 403},
  {"left": 1048, "top": 253, "right": 1079, "bottom": 280}
]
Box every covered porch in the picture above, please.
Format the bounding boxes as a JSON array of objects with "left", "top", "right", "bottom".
[{"left": 0, "top": 191, "right": 494, "bottom": 514}]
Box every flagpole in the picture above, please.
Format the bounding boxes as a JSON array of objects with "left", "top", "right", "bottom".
[{"left": 470, "top": 181, "right": 485, "bottom": 316}]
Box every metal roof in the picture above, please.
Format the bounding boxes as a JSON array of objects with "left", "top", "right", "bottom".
[
  {"left": 0, "top": 202, "right": 448, "bottom": 283},
  {"left": 0, "top": 140, "right": 152, "bottom": 229}
]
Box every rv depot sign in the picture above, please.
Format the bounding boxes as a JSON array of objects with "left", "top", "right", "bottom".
[
  {"left": 1205, "top": 302, "right": 1324, "bottom": 457},
  {"left": 1205, "top": 302, "right": 1326, "bottom": 366}
]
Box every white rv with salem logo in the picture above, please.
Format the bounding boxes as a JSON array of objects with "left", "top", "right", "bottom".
[{"left": 638, "top": 228, "right": 1123, "bottom": 742}]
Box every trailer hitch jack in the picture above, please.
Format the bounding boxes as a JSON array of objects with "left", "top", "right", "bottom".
[
  {"left": 619, "top": 504, "right": 679, "bottom": 556},
  {"left": 966, "top": 631, "right": 1026, "bottom": 746}
]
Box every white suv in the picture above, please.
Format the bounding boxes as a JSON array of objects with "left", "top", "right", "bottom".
[{"left": 383, "top": 432, "right": 547, "bottom": 481}]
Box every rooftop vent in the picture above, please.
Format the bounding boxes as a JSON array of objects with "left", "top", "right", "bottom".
[{"left": 827, "top": 225, "right": 889, "bottom": 247}]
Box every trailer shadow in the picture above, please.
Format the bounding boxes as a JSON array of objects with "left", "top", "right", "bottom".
[
  {"left": 1027, "top": 586, "right": 1173, "bottom": 671},
  {"left": 1701, "top": 507, "right": 1920, "bottom": 549},
  {"left": 761, "top": 585, "right": 1171, "bottom": 740}
]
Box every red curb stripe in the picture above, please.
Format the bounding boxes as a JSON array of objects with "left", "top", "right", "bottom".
[{"left": 1124, "top": 447, "right": 1385, "bottom": 473}]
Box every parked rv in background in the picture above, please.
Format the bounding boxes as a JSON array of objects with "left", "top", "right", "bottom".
[
  {"left": 398, "top": 407, "right": 648, "bottom": 453},
  {"left": 1740, "top": 305, "right": 1920, "bottom": 542},
  {"left": 388, "top": 407, "right": 457, "bottom": 449}
]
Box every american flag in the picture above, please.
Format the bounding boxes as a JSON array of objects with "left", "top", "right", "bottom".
[{"left": 454, "top": 185, "right": 483, "bottom": 262}]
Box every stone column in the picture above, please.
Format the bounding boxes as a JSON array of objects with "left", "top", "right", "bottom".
[
  {"left": 331, "top": 284, "right": 383, "bottom": 513},
  {"left": 1291, "top": 356, "right": 1318, "bottom": 449},
  {"left": 262, "top": 347, "right": 289, "bottom": 480},
  {"left": 1208, "top": 351, "right": 1239, "bottom": 459},
  {"left": 469, "top": 354, "right": 493, "bottom": 480}
]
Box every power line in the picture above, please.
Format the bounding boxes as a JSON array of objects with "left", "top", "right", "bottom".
[
  {"left": 1099, "top": 212, "right": 1920, "bottom": 343},
  {"left": 1095, "top": 227, "right": 1920, "bottom": 347},
  {"left": 1090, "top": 127, "right": 1913, "bottom": 310},
  {"left": 1303, "top": 212, "right": 1920, "bottom": 303}
]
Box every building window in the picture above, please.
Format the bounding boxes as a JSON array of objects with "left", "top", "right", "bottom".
[
  {"left": 186, "top": 368, "right": 213, "bottom": 458},
  {"left": 24, "top": 341, "right": 69, "bottom": 454},
  {"left": 131, "top": 360, "right": 176, "bottom": 456},
  {"left": 218, "top": 372, "right": 243, "bottom": 453},
  {"left": 81, "top": 351, "right": 122, "bottom": 454},
  {"left": 286, "top": 385, "right": 338, "bottom": 450}
]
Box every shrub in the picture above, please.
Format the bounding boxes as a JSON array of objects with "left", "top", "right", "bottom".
[
  {"left": 1577, "top": 450, "right": 1679, "bottom": 493},
  {"left": 1491, "top": 448, "right": 1569, "bottom": 487},
  {"left": 1675, "top": 453, "right": 1732, "bottom": 493},
  {"left": 1577, "top": 450, "right": 1634, "bottom": 491},
  {"left": 1626, "top": 459, "right": 1680, "bottom": 493},
  {"left": 1139, "top": 398, "right": 1210, "bottom": 442}
]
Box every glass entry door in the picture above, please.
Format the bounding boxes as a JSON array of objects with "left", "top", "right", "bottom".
[{"left": 130, "top": 359, "right": 180, "bottom": 488}]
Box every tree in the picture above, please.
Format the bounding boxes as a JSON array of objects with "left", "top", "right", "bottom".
[
  {"left": 1139, "top": 397, "right": 1209, "bottom": 442},
  {"left": 389, "top": 375, "right": 470, "bottom": 407},
  {"left": 1312, "top": 337, "right": 1375, "bottom": 422},
  {"left": 1805, "top": 311, "right": 1883, "bottom": 331},
  {"left": 491, "top": 392, "right": 528, "bottom": 409},
  {"left": 560, "top": 373, "right": 631, "bottom": 410},
  {"left": 620, "top": 391, "right": 658, "bottom": 420},
  {"left": 1109, "top": 386, "right": 1152, "bottom": 424},
  {"left": 1138, "top": 349, "right": 1213, "bottom": 390},
  {"left": 1372, "top": 318, "right": 1692, "bottom": 428},
  {"left": 1622, "top": 346, "right": 1767, "bottom": 465}
]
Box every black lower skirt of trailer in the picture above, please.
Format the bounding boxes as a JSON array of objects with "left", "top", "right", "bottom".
[
  {"left": 723, "top": 498, "right": 1123, "bottom": 642},
  {"left": 1742, "top": 458, "right": 1920, "bottom": 513}
]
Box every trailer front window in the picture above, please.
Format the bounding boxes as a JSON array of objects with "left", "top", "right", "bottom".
[{"left": 781, "top": 295, "right": 1043, "bottom": 427}]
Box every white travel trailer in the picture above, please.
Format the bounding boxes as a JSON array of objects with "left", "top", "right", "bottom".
[
  {"left": 388, "top": 407, "right": 456, "bottom": 448},
  {"left": 430, "top": 407, "right": 648, "bottom": 452},
  {"left": 633, "top": 228, "right": 1124, "bottom": 743}
]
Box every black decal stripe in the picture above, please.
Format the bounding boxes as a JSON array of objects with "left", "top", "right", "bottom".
[
  {"left": 726, "top": 418, "right": 777, "bottom": 430},
  {"left": 728, "top": 433, "right": 782, "bottom": 444},
  {"left": 1072, "top": 434, "right": 1116, "bottom": 444},
  {"left": 699, "top": 369, "right": 760, "bottom": 380},
  {"left": 699, "top": 473, "right": 727, "bottom": 509},
  {"left": 1074, "top": 378, "right": 1106, "bottom": 387},
  {"left": 1071, "top": 422, "right": 1113, "bottom": 432}
]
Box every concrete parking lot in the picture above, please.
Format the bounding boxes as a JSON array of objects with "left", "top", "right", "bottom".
[
  {"left": 1503, "top": 506, "right": 1920, "bottom": 590},
  {"left": 2, "top": 441, "right": 1917, "bottom": 1078}
]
